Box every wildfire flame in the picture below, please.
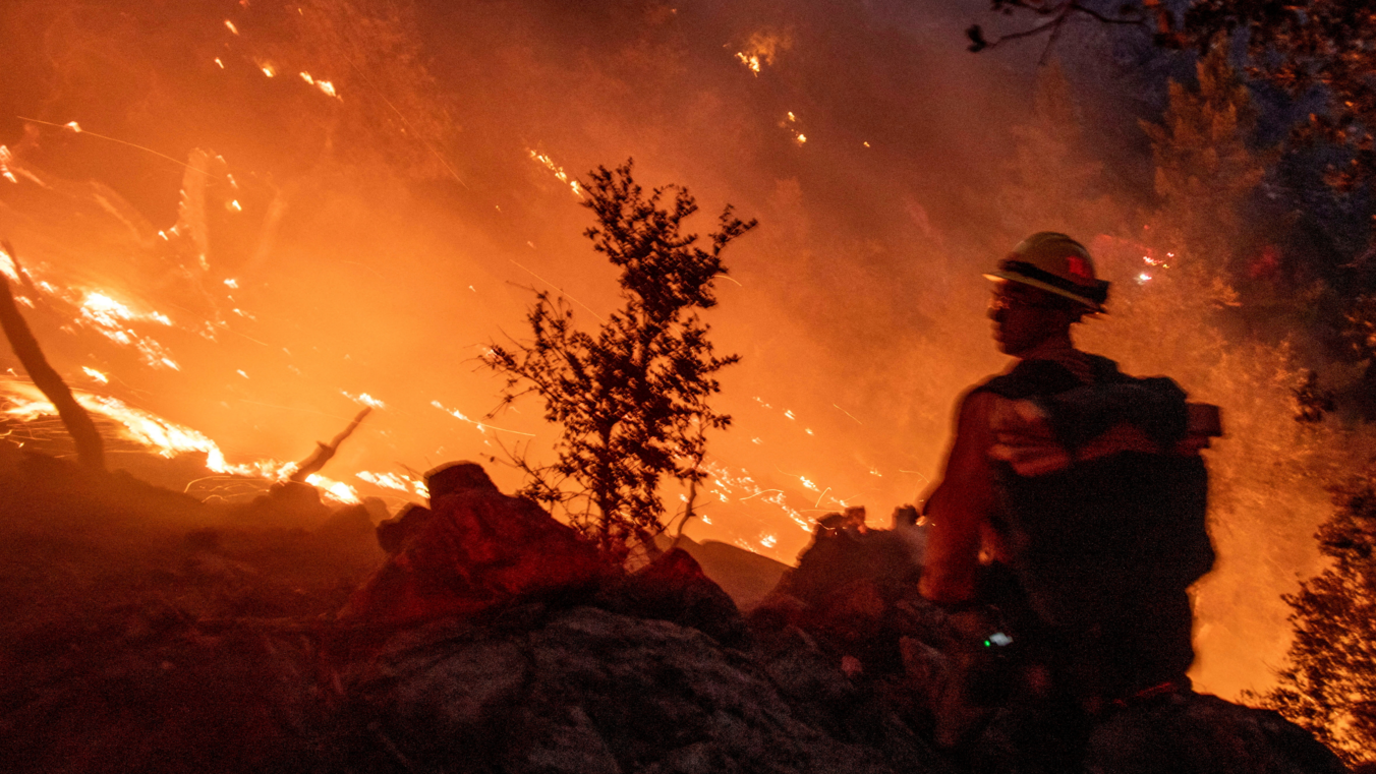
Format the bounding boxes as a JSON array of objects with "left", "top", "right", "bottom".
[
  {"left": 527, "top": 150, "right": 584, "bottom": 198},
  {"left": 733, "top": 30, "right": 790, "bottom": 75},
  {"left": 1, "top": 381, "right": 372, "bottom": 504},
  {"left": 356, "top": 470, "right": 429, "bottom": 499},
  {"left": 76, "top": 292, "right": 180, "bottom": 371}
]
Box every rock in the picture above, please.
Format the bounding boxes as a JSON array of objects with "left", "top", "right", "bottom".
[
  {"left": 374, "top": 503, "right": 432, "bottom": 555},
  {"left": 229, "top": 480, "right": 333, "bottom": 526},
  {"left": 348, "top": 605, "right": 950, "bottom": 774},
  {"left": 340, "top": 462, "right": 613, "bottom": 625},
  {"left": 373, "top": 461, "right": 494, "bottom": 555},
  {"left": 1079, "top": 692, "right": 1350, "bottom": 774},
  {"left": 606, "top": 547, "right": 748, "bottom": 647},
  {"left": 771, "top": 519, "right": 920, "bottom": 610}
]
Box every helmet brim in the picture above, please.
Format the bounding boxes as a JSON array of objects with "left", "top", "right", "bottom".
[{"left": 984, "top": 271, "right": 1107, "bottom": 314}]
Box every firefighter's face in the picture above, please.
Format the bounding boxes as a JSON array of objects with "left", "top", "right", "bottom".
[{"left": 987, "top": 282, "right": 1075, "bottom": 356}]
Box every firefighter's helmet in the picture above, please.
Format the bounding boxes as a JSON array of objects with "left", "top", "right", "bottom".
[{"left": 985, "top": 232, "right": 1110, "bottom": 313}]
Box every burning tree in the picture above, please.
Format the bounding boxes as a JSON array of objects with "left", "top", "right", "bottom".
[
  {"left": 485, "top": 161, "right": 755, "bottom": 559},
  {"left": 1263, "top": 472, "right": 1376, "bottom": 766}
]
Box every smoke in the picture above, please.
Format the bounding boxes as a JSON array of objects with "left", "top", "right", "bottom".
[{"left": 0, "top": 0, "right": 1346, "bottom": 700}]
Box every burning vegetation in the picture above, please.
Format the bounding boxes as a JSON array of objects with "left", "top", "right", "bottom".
[{"left": 2, "top": 0, "right": 1376, "bottom": 767}]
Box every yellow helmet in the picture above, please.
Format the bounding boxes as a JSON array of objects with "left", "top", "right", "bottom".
[{"left": 985, "top": 232, "right": 1110, "bottom": 313}]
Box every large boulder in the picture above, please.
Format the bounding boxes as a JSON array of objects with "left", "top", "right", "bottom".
[
  {"left": 601, "top": 546, "right": 749, "bottom": 647},
  {"left": 344, "top": 604, "right": 952, "bottom": 774},
  {"left": 340, "top": 462, "right": 613, "bottom": 625}
]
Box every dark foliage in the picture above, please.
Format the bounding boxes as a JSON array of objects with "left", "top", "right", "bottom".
[
  {"left": 969, "top": 1, "right": 1376, "bottom": 197},
  {"left": 485, "top": 161, "right": 755, "bottom": 560},
  {"left": 1291, "top": 370, "right": 1334, "bottom": 423},
  {"left": 1263, "top": 472, "right": 1376, "bottom": 764}
]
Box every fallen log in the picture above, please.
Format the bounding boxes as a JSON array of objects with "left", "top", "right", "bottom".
[
  {"left": 289, "top": 406, "right": 371, "bottom": 483},
  {"left": 0, "top": 273, "right": 105, "bottom": 471}
]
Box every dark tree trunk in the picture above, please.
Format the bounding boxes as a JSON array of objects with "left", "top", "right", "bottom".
[{"left": 0, "top": 275, "right": 105, "bottom": 471}]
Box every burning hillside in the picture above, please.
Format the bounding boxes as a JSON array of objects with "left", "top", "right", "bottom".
[{"left": 2, "top": 0, "right": 1371, "bottom": 721}]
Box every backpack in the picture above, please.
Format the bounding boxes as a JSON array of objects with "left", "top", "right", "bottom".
[{"left": 976, "top": 355, "right": 1218, "bottom": 696}]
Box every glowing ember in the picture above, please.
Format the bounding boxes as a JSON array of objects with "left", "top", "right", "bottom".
[
  {"left": 733, "top": 30, "right": 789, "bottom": 75},
  {"left": 735, "top": 52, "right": 762, "bottom": 75},
  {"left": 431, "top": 400, "right": 535, "bottom": 437},
  {"left": 64, "top": 121, "right": 81, "bottom": 133},
  {"left": 82, "top": 367, "right": 109, "bottom": 385},
  {"left": 299, "top": 72, "right": 341, "bottom": 99},
  {"left": 0, "top": 145, "right": 16, "bottom": 184},
  {"left": 702, "top": 459, "right": 811, "bottom": 533},
  {"left": 342, "top": 391, "right": 386, "bottom": 409},
  {"left": 527, "top": 150, "right": 584, "bottom": 198},
  {"left": 224, "top": 20, "right": 239, "bottom": 35}
]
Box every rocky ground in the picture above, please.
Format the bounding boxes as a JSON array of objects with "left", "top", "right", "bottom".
[{"left": 0, "top": 448, "right": 1352, "bottom": 773}]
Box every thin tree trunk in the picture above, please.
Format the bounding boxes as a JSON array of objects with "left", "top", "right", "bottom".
[
  {"left": 0, "top": 275, "right": 105, "bottom": 471},
  {"left": 289, "top": 406, "right": 371, "bottom": 482}
]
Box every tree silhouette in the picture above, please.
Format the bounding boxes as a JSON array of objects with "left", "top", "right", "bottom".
[
  {"left": 1263, "top": 471, "right": 1376, "bottom": 766},
  {"left": 968, "top": 1, "right": 1376, "bottom": 196},
  {"left": 485, "top": 160, "right": 755, "bottom": 559},
  {"left": 1140, "top": 40, "right": 1274, "bottom": 272}
]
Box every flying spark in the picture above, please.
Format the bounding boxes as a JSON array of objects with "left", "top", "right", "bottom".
[
  {"left": 527, "top": 150, "right": 584, "bottom": 198},
  {"left": 342, "top": 391, "right": 386, "bottom": 409},
  {"left": 431, "top": 400, "right": 535, "bottom": 437},
  {"left": 735, "top": 52, "right": 762, "bottom": 74},
  {"left": 299, "top": 72, "right": 341, "bottom": 99},
  {"left": 0, "top": 145, "right": 16, "bottom": 184}
]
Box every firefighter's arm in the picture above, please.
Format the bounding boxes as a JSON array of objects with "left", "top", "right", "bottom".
[{"left": 919, "top": 389, "right": 1000, "bottom": 605}]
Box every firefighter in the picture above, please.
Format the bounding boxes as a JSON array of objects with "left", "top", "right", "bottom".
[
  {"left": 917, "top": 233, "right": 1216, "bottom": 760},
  {"left": 920, "top": 231, "right": 1112, "bottom": 609}
]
